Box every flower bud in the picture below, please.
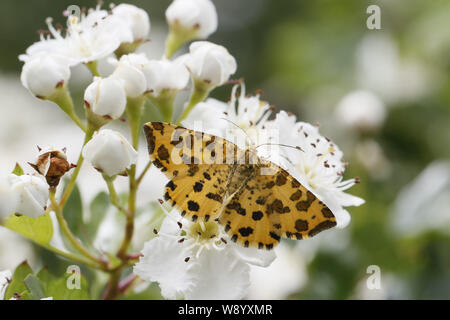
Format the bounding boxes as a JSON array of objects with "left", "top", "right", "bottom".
[
  {"left": 166, "top": 0, "right": 217, "bottom": 39},
  {"left": 335, "top": 90, "right": 386, "bottom": 133},
  {"left": 84, "top": 76, "right": 127, "bottom": 120},
  {"left": 28, "top": 147, "right": 73, "bottom": 187},
  {"left": 20, "top": 53, "right": 71, "bottom": 98},
  {"left": 113, "top": 4, "right": 151, "bottom": 42},
  {"left": 111, "top": 54, "right": 148, "bottom": 98},
  {"left": 185, "top": 41, "right": 237, "bottom": 89},
  {"left": 143, "top": 57, "right": 189, "bottom": 97},
  {"left": 8, "top": 174, "right": 49, "bottom": 218},
  {"left": 0, "top": 179, "right": 16, "bottom": 220},
  {"left": 82, "top": 129, "right": 138, "bottom": 177}
]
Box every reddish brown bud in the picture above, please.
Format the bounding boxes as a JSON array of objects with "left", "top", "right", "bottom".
[{"left": 29, "top": 149, "right": 73, "bottom": 187}]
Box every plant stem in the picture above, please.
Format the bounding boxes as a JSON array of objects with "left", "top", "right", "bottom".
[
  {"left": 49, "top": 86, "right": 86, "bottom": 132},
  {"left": 103, "top": 175, "right": 129, "bottom": 216},
  {"left": 136, "top": 161, "right": 152, "bottom": 186},
  {"left": 59, "top": 126, "right": 95, "bottom": 208},
  {"left": 117, "top": 166, "right": 137, "bottom": 260},
  {"left": 102, "top": 268, "right": 122, "bottom": 300},
  {"left": 148, "top": 92, "right": 176, "bottom": 123},
  {"left": 118, "top": 273, "right": 137, "bottom": 293},
  {"left": 85, "top": 61, "right": 101, "bottom": 77},
  {"left": 126, "top": 96, "right": 146, "bottom": 149},
  {"left": 44, "top": 243, "right": 103, "bottom": 270},
  {"left": 176, "top": 83, "right": 210, "bottom": 125},
  {"left": 103, "top": 96, "right": 146, "bottom": 299},
  {"left": 49, "top": 189, "right": 107, "bottom": 269}
]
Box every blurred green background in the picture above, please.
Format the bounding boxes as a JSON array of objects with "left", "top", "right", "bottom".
[{"left": 0, "top": 0, "right": 449, "bottom": 299}]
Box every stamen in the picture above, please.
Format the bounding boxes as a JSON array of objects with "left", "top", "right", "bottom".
[
  {"left": 156, "top": 199, "right": 182, "bottom": 224},
  {"left": 199, "top": 220, "right": 206, "bottom": 232},
  {"left": 195, "top": 245, "right": 205, "bottom": 258}
]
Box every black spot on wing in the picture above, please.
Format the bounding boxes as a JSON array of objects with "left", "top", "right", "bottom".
[
  {"left": 187, "top": 200, "right": 200, "bottom": 212},
  {"left": 238, "top": 227, "right": 254, "bottom": 237},
  {"left": 252, "top": 211, "right": 263, "bottom": 221},
  {"left": 193, "top": 182, "right": 203, "bottom": 192}
]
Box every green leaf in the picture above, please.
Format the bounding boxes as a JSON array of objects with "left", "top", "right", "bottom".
[
  {"left": 45, "top": 271, "right": 90, "bottom": 300},
  {"left": 5, "top": 213, "right": 53, "bottom": 245},
  {"left": 24, "top": 274, "right": 46, "bottom": 300},
  {"left": 86, "top": 192, "right": 109, "bottom": 238},
  {"left": 12, "top": 162, "right": 24, "bottom": 176},
  {"left": 5, "top": 261, "right": 33, "bottom": 300},
  {"left": 63, "top": 184, "right": 83, "bottom": 235},
  {"left": 36, "top": 267, "right": 56, "bottom": 294}
]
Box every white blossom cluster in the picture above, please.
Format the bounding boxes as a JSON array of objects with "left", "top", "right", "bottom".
[{"left": 1, "top": 0, "right": 365, "bottom": 300}]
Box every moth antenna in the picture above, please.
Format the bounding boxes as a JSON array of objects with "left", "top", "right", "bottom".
[
  {"left": 256, "top": 143, "right": 305, "bottom": 152},
  {"left": 220, "top": 117, "right": 253, "bottom": 146}
]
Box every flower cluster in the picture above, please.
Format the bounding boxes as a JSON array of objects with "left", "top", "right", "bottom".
[{"left": 1, "top": 0, "right": 364, "bottom": 301}]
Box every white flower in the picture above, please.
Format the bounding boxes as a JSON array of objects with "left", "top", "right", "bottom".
[
  {"left": 183, "top": 88, "right": 362, "bottom": 228},
  {"left": 356, "top": 34, "right": 430, "bottom": 104},
  {"left": 166, "top": 0, "right": 218, "bottom": 39},
  {"left": 20, "top": 53, "right": 71, "bottom": 98},
  {"left": 143, "top": 57, "right": 190, "bottom": 97},
  {"left": 8, "top": 174, "right": 49, "bottom": 218},
  {"left": 182, "top": 84, "right": 272, "bottom": 149},
  {"left": 112, "top": 4, "right": 151, "bottom": 42},
  {"left": 393, "top": 161, "right": 450, "bottom": 237},
  {"left": 266, "top": 111, "right": 364, "bottom": 228},
  {"left": 84, "top": 76, "right": 127, "bottom": 119},
  {"left": 185, "top": 41, "right": 237, "bottom": 88},
  {"left": 20, "top": 6, "right": 134, "bottom": 66},
  {"left": 134, "top": 206, "right": 275, "bottom": 300},
  {"left": 0, "top": 270, "right": 12, "bottom": 300},
  {"left": 335, "top": 90, "right": 386, "bottom": 132},
  {"left": 82, "top": 129, "right": 138, "bottom": 177},
  {"left": 111, "top": 54, "right": 148, "bottom": 98},
  {"left": 222, "top": 84, "right": 272, "bottom": 147}
]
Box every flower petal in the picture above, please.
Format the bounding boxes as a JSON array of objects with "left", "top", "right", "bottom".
[
  {"left": 185, "top": 248, "right": 250, "bottom": 300},
  {"left": 133, "top": 236, "right": 195, "bottom": 300},
  {"left": 231, "top": 243, "right": 276, "bottom": 268}
]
